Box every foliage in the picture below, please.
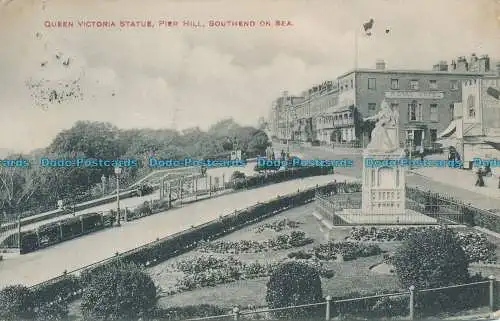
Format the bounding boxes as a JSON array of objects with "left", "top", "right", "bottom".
[
  {"left": 230, "top": 171, "right": 246, "bottom": 181},
  {"left": 391, "top": 227, "right": 470, "bottom": 289},
  {"left": 17, "top": 181, "right": 356, "bottom": 311},
  {"left": 266, "top": 261, "right": 324, "bottom": 319},
  {"left": 197, "top": 231, "right": 314, "bottom": 254},
  {"left": 149, "top": 305, "right": 226, "bottom": 320},
  {"left": 312, "top": 241, "right": 382, "bottom": 261},
  {"left": 0, "top": 285, "right": 35, "bottom": 321},
  {"left": 255, "top": 218, "right": 302, "bottom": 233},
  {"left": 1, "top": 118, "right": 270, "bottom": 217},
  {"left": 80, "top": 262, "right": 158, "bottom": 321},
  {"left": 287, "top": 250, "right": 313, "bottom": 260},
  {"left": 348, "top": 227, "right": 497, "bottom": 263}
]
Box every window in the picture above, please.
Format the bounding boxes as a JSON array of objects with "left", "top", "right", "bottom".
[
  {"left": 430, "top": 104, "right": 438, "bottom": 121},
  {"left": 391, "top": 79, "right": 399, "bottom": 90},
  {"left": 429, "top": 80, "right": 437, "bottom": 89},
  {"left": 450, "top": 80, "right": 459, "bottom": 90},
  {"left": 450, "top": 104, "right": 455, "bottom": 119},
  {"left": 467, "top": 94, "right": 476, "bottom": 118},
  {"left": 408, "top": 100, "right": 422, "bottom": 121},
  {"left": 430, "top": 129, "right": 437, "bottom": 142},
  {"left": 368, "top": 78, "right": 376, "bottom": 90},
  {"left": 409, "top": 80, "right": 419, "bottom": 90},
  {"left": 350, "top": 79, "right": 354, "bottom": 88},
  {"left": 368, "top": 103, "right": 376, "bottom": 111}
]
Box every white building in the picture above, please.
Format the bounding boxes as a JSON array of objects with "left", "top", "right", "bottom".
[{"left": 438, "top": 73, "right": 500, "bottom": 172}]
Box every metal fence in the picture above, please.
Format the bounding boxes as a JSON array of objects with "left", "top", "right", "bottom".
[
  {"left": 313, "top": 184, "right": 500, "bottom": 226},
  {"left": 314, "top": 191, "right": 465, "bottom": 226},
  {"left": 180, "top": 278, "right": 495, "bottom": 321}
]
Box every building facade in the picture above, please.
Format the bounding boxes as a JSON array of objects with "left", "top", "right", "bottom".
[
  {"left": 438, "top": 72, "right": 500, "bottom": 170},
  {"left": 268, "top": 54, "right": 496, "bottom": 149}
]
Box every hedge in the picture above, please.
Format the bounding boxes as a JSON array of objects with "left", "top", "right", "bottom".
[
  {"left": 27, "top": 181, "right": 361, "bottom": 308},
  {"left": 13, "top": 166, "right": 332, "bottom": 254},
  {"left": 17, "top": 212, "right": 116, "bottom": 254},
  {"left": 229, "top": 166, "right": 331, "bottom": 190}
]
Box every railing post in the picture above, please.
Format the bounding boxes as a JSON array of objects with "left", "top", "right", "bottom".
[
  {"left": 325, "top": 295, "right": 332, "bottom": 320},
  {"left": 233, "top": 306, "right": 240, "bottom": 320},
  {"left": 490, "top": 275, "right": 496, "bottom": 312},
  {"left": 409, "top": 285, "right": 415, "bottom": 320}
]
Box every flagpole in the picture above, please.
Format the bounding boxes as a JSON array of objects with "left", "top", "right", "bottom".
[{"left": 354, "top": 29, "right": 359, "bottom": 69}]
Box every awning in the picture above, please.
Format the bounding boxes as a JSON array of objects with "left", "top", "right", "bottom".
[
  {"left": 438, "top": 120, "right": 458, "bottom": 139},
  {"left": 436, "top": 137, "right": 459, "bottom": 147}
]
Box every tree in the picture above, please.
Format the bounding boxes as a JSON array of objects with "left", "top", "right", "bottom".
[
  {"left": 391, "top": 227, "right": 469, "bottom": 289},
  {"left": 0, "top": 285, "right": 35, "bottom": 321},
  {"left": 0, "top": 160, "right": 46, "bottom": 216},
  {"left": 266, "top": 261, "right": 323, "bottom": 318},
  {"left": 246, "top": 130, "right": 271, "bottom": 157},
  {"left": 80, "top": 262, "right": 158, "bottom": 320}
]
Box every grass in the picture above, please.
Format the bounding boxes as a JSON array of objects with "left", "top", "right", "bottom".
[
  {"left": 67, "top": 203, "right": 500, "bottom": 319},
  {"left": 149, "top": 203, "right": 402, "bottom": 310}
]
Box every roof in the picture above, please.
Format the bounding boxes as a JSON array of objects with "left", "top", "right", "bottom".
[{"left": 337, "top": 68, "right": 494, "bottom": 79}]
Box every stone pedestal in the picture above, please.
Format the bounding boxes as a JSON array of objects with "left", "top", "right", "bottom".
[{"left": 362, "top": 148, "right": 406, "bottom": 215}]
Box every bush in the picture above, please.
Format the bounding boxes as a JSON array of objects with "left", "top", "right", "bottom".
[
  {"left": 392, "top": 227, "right": 469, "bottom": 289},
  {"left": 80, "top": 262, "right": 158, "bottom": 320},
  {"left": 150, "top": 305, "right": 226, "bottom": 320},
  {"left": 288, "top": 251, "right": 313, "bottom": 260},
  {"left": 313, "top": 241, "right": 382, "bottom": 261},
  {"left": 266, "top": 261, "right": 323, "bottom": 319},
  {"left": 231, "top": 171, "right": 246, "bottom": 181},
  {"left": 0, "top": 285, "right": 35, "bottom": 321}
]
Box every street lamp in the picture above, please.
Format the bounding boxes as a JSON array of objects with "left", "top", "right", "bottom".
[{"left": 114, "top": 167, "right": 122, "bottom": 226}]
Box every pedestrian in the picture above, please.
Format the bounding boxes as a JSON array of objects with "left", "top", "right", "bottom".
[
  {"left": 475, "top": 168, "right": 485, "bottom": 187},
  {"left": 332, "top": 179, "right": 338, "bottom": 195}
]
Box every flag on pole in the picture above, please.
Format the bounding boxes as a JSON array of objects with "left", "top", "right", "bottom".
[{"left": 362, "top": 18, "right": 374, "bottom": 36}]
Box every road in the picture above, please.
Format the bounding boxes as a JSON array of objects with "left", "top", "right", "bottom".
[
  {"left": 0, "top": 173, "right": 353, "bottom": 288},
  {"left": 285, "top": 144, "right": 500, "bottom": 210}
]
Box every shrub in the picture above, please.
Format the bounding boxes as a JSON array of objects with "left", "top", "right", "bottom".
[
  {"left": 287, "top": 251, "right": 313, "bottom": 260},
  {"left": 34, "top": 301, "right": 69, "bottom": 321},
  {"left": 266, "top": 261, "right": 323, "bottom": 319},
  {"left": 150, "top": 305, "right": 226, "bottom": 320},
  {"left": 231, "top": 171, "right": 246, "bottom": 181},
  {"left": 0, "top": 285, "right": 35, "bottom": 321},
  {"left": 80, "top": 262, "right": 158, "bottom": 320},
  {"left": 392, "top": 227, "right": 469, "bottom": 289}
]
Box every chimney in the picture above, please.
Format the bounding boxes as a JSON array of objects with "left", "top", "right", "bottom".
[
  {"left": 451, "top": 60, "right": 457, "bottom": 70},
  {"left": 496, "top": 62, "right": 500, "bottom": 76},
  {"left": 282, "top": 91, "right": 288, "bottom": 97},
  {"left": 478, "top": 55, "right": 491, "bottom": 72},
  {"left": 375, "top": 59, "right": 386, "bottom": 70}
]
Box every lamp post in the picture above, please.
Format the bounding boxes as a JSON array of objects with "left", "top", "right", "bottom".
[{"left": 114, "top": 167, "right": 122, "bottom": 226}]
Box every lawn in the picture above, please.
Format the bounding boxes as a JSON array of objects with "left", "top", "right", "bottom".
[{"left": 149, "top": 203, "right": 402, "bottom": 310}]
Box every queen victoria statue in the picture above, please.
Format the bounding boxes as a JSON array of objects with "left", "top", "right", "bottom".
[{"left": 364, "top": 99, "right": 400, "bottom": 153}]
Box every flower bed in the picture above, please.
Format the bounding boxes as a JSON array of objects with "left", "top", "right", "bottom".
[
  {"left": 348, "top": 227, "right": 497, "bottom": 263},
  {"left": 170, "top": 255, "right": 334, "bottom": 293},
  {"left": 254, "top": 218, "right": 302, "bottom": 233},
  {"left": 312, "top": 241, "right": 383, "bottom": 261},
  {"left": 24, "top": 181, "right": 360, "bottom": 308},
  {"left": 197, "top": 231, "right": 313, "bottom": 254}
]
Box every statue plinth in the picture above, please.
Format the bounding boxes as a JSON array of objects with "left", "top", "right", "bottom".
[{"left": 362, "top": 147, "right": 406, "bottom": 215}]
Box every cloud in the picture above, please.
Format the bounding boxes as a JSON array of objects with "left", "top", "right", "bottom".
[{"left": 0, "top": 0, "right": 499, "bottom": 151}]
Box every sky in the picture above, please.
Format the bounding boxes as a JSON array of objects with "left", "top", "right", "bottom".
[{"left": 0, "top": 0, "right": 499, "bottom": 152}]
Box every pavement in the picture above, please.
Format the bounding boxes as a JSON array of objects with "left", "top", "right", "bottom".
[
  {"left": 0, "top": 162, "right": 257, "bottom": 240},
  {"left": 0, "top": 173, "right": 354, "bottom": 288},
  {"left": 276, "top": 143, "right": 500, "bottom": 210}
]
